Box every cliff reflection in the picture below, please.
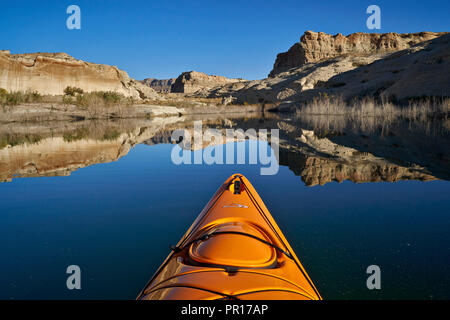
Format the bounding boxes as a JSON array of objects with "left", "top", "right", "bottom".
[{"left": 0, "top": 113, "right": 448, "bottom": 185}]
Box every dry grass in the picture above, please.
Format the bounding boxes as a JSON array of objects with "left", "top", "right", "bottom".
[
  {"left": 294, "top": 95, "right": 450, "bottom": 137},
  {"left": 297, "top": 95, "right": 450, "bottom": 119},
  {"left": 63, "top": 90, "right": 134, "bottom": 108},
  {"left": 60, "top": 89, "right": 136, "bottom": 119},
  {"left": 0, "top": 133, "right": 43, "bottom": 149},
  {"left": 297, "top": 113, "right": 450, "bottom": 139}
]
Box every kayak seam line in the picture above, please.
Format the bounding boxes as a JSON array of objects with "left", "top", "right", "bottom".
[
  {"left": 233, "top": 288, "right": 317, "bottom": 300},
  {"left": 143, "top": 284, "right": 239, "bottom": 300},
  {"left": 144, "top": 269, "right": 314, "bottom": 299},
  {"left": 235, "top": 270, "right": 318, "bottom": 300}
]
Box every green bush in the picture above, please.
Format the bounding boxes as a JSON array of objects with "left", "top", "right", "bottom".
[
  {"left": 0, "top": 89, "right": 42, "bottom": 106},
  {"left": 26, "top": 91, "right": 42, "bottom": 103},
  {"left": 72, "top": 91, "right": 127, "bottom": 108},
  {"left": 63, "top": 127, "right": 90, "bottom": 142},
  {"left": 62, "top": 95, "right": 73, "bottom": 105},
  {"left": 101, "top": 128, "right": 120, "bottom": 141},
  {"left": 0, "top": 133, "right": 42, "bottom": 148},
  {"left": 64, "top": 86, "right": 84, "bottom": 96},
  {"left": 100, "top": 91, "right": 123, "bottom": 105}
]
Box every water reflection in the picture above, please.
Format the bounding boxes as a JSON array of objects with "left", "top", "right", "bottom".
[
  {"left": 0, "top": 113, "right": 449, "bottom": 185},
  {"left": 1, "top": 113, "right": 449, "bottom": 300}
]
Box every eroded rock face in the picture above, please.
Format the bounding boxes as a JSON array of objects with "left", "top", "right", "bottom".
[
  {"left": 298, "top": 33, "right": 450, "bottom": 102},
  {"left": 196, "top": 54, "right": 385, "bottom": 104},
  {"left": 269, "top": 31, "right": 446, "bottom": 77},
  {"left": 0, "top": 51, "right": 160, "bottom": 99},
  {"left": 195, "top": 32, "right": 449, "bottom": 105},
  {"left": 140, "top": 78, "right": 176, "bottom": 93},
  {"left": 171, "top": 71, "right": 246, "bottom": 94}
]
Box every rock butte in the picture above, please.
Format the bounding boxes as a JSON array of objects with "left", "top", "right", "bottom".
[
  {"left": 140, "top": 78, "right": 176, "bottom": 93},
  {"left": 0, "top": 51, "right": 160, "bottom": 99},
  {"left": 269, "top": 30, "right": 447, "bottom": 77},
  {"left": 170, "top": 71, "right": 246, "bottom": 94},
  {"left": 194, "top": 31, "right": 450, "bottom": 105}
]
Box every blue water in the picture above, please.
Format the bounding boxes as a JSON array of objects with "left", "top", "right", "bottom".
[{"left": 1, "top": 143, "right": 449, "bottom": 299}]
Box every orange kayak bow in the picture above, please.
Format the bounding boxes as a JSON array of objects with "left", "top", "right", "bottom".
[{"left": 137, "top": 174, "right": 321, "bottom": 300}]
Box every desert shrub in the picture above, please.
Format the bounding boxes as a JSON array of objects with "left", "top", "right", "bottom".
[
  {"left": 0, "top": 90, "right": 42, "bottom": 106},
  {"left": 26, "top": 91, "right": 42, "bottom": 103},
  {"left": 98, "top": 91, "right": 124, "bottom": 105},
  {"left": 0, "top": 136, "right": 8, "bottom": 149},
  {"left": 0, "top": 88, "right": 9, "bottom": 106},
  {"left": 75, "top": 92, "right": 104, "bottom": 108},
  {"left": 101, "top": 128, "right": 120, "bottom": 141},
  {"left": 5, "top": 91, "right": 24, "bottom": 105},
  {"left": 0, "top": 133, "right": 42, "bottom": 148},
  {"left": 64, "top": 86, "right": 84, "bottom": 96},
  {"left": 62, "top": 95, "right": 74, "bottom": 105},
  {"left": 72, "top": 91, "right": 127, "bottom": 108},
  {"left": 63, "top": 127, "right": 90, "bottom": 142}
]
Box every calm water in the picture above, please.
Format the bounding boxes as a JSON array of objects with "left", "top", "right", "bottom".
[{"left": 0, "top": 115, "right": 449, "bottom": 299}]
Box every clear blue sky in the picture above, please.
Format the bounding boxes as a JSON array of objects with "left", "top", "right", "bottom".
[{"left": 1, "top": 0, "right": 448, "bottom": 80}]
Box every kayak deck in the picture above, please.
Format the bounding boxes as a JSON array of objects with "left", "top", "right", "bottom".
[{"left": 137, "top": 174, "right": 321, "bottom": 300}]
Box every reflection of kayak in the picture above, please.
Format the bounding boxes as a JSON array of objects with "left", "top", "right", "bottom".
[{"left": 137, "top": 174, "right": 321, "bottom": 300}]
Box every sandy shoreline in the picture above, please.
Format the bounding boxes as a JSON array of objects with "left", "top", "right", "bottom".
[{"left": 0, "top": 102, "right": 264, "bottom": 123}]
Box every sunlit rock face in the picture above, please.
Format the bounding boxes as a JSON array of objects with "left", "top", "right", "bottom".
[
  {"left": 171, "top": 71, "right": 246, "bottom": 94},
  {"left": 298, "top": 33, "right": 450, "bottom": 102},
  {"left": 140, "top": 78, "right": 176, "bottom": 93},
  {"left": 269, "top": 31, "right": 446, "bottom": 77},
  {"left": 0, "top": 51, "right": 159, "bottom": 99},
  {"left": 194, "top": 32, "right": 450, "bottom": 106}
]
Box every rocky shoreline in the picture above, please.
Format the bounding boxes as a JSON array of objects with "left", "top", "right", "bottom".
[{"left": 0, "top": 101, "right": 264, "bottom": 123}]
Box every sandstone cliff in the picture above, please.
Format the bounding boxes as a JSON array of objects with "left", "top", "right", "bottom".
[
  {"left": 269, "top": 31, "right": 446, "bottom": 77},
  {"left": 300, "top": 33, "right": 450, "bottom": 102},
  {"left": 194, "top": 31, "right": 449, "bottom": 106},
  {"left": 171, "top": 71, "right": 246, "bottom": 94},
  {"left": 140, "top": 78, "right": 176, "bottom": 93},
  {"left": 0, "top": 51, "right": 160, "bottom": 99}
]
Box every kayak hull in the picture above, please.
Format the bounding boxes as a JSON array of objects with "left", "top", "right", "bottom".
[{"left": 138, "top": 174, "right": 321, "bottom": 300}]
